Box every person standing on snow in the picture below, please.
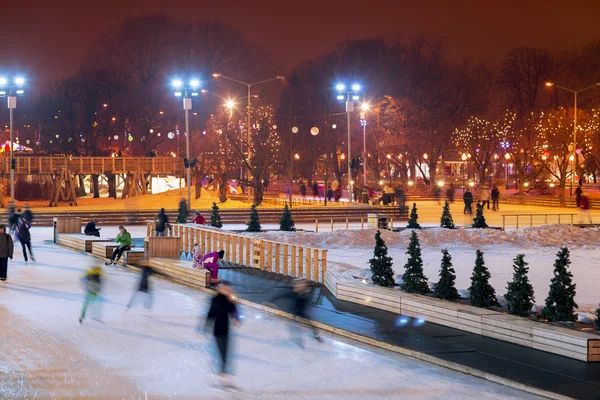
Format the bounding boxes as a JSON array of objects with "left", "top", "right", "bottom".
[
  {"left": 17, "top": 217, "right": 34, "bottom": 262},
  {"left": 265, "top": 278, "right": 322, "bottom": 347},
  {"left": 105, "top": 225, "right": 131, "bottom": 265},
  {"left": 79, "top": 264, "right": 104, "bottom": 324},
  {"left": 0, "top": 224, "right": 14, "bottom": 282},
  {"left": 203, "top": 283, "right": 240, "bottom": 387},
  {"left": 463, "top": 188, "right": 473, "bottom": 215},
  {"left": 491, "top": 185, "right": 500, "bottom": 211}
]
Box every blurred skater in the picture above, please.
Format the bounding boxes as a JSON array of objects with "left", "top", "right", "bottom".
[
  {"left": 79, "top": 264, "right": 104, "bottom": 324},
  {"left": 265, "top": 278, "right": 322, "bottom": 347},
  {"left": 17, "top": 217, "right": 34, "bottom": 262},
  {"left": 123, "top": 262, "right": 167, "bottom": 314},
  {"left": 0, "top": 224, "right": 14, "bottom": 282},
  {"left": 204, "top": 283, "right": 240, "bottom": 388},
  {"left": 579, "top": 194, "right": 592, "bottom": 224}
]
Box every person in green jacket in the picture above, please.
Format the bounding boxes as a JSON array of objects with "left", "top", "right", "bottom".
[{"left": 105, "top": 225, "right": 131, "bottom": 265}]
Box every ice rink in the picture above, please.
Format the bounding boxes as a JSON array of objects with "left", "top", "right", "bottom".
[{"left": 0, "top": 228, "right": 542, "bottom": 399}]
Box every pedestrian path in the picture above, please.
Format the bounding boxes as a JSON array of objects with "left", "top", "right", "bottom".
[{"left": 219, "top": 266, "right": 600, "bottom": 400}]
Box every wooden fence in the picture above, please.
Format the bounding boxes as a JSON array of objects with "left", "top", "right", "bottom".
[{"left": 146, "top": 222, "right": 327, "bottom": 283}]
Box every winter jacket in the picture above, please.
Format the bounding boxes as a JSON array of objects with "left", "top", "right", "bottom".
[
  {"left": 155, "top": 213, "right": 169, "bottom": 232},
  {"left": 479, "top": 188, "right": 490, "bottom": 201},
  {"left": 581, "top": 196, "right": 591, "bottom": 210},
  {"left": 115, "top": 231, "right": 131, "bottom": 247},
  {"left": 197, "top": 251, "right": 220, "bottom": 268},
  {"left": 463, "top": 191, "right": 473, "bottom": 204},
  {"left": 84, "top": 221, "right": 99, "bottom": 234},
  {"left": 0, "top": 233, "right": 14, "bottom": 258},
  {"left": 82, "top": 267, "right": 103, "bottom": 295},
  {"left": 192, "top": 215, "right": 206, "bottom": 224},
  {"left": 269, "top": 286, "right": 311, "bottom": 318},
  {"left": 207, "top": 293, "right": 238, "bottom": 337},
  {"left": 22, "top": 209, "right": 33, "bottom": 223},
  {"left": 491, "top": 188, "right": 500, "bottom": 200},
  {"left": 18, "top": 221, "right": 31, "bottom": 243}
]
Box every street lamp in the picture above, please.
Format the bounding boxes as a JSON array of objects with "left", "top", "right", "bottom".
[
  {"left": 0, "top": 77, "right": 26, "bottom": 205},
  {"left": 212, "top": 73, "right": 285, "bottom": 200},
  {"left": 504, "top": 153, "right": 511, "bottom": 190},
  {"left": 171, "top": 77, "right": 200, "bottom": 208},
  {"left": 360, "top": 102, "right": 370, "bottom": 188},
  {"left": 545, "top": 81, "right": 600, "bottom": 195},
  {"left": 461, "top": 153, "right": 467, "bottom": 188},
  {"left": 336, "top": 82, "right": 361, "bottom": 202}
]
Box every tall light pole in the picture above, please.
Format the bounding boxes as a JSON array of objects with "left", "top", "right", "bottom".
[
  {"left": 172, "top": 78, "right": 200, "bottom": 208},
  {"left": 360, "top": 102, "right": 370, "bottom": 188},
  {"left": 0, "top": 77, "right": 25, "bottom": 205},
  {"left": 336, "top": 83, "right": 361, "bottom": 202},
  {"left": 212, "top": 73, "right": 285, "bottom": 200},
  {"left": 545, "top": 81, "right": 600, "bottom": 196}
]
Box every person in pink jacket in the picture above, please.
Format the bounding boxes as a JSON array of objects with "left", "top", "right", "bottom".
[{"left": 193, "top": 250, "right": 225, "bottom": 283}]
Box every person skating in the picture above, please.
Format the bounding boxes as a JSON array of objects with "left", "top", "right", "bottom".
[
  {"left": 204, "top": 283, "right": 240, "bottom": 388},
  {"left": 491, "top": 185, "right": 500, "bottom": 211},
  {"left": 312, "top": 181, "right": 320, "bottom": 199},
  {"left": 0, "top": 225, "right": 14, "bottom": 282},
  {"left": 579, "top": 194, "right": 592, "bottom": 224},
  {"left": 265, "top": 278, "right": 322, "bottom": 347},
  {"left": 123, "top": 262, "right": 167, "bottom": 314},
  {"left": 17, "top": 217, "right": 34, "bottom": 262},
  {"left": 84, "top": 218, "right": 101, "bottom": 237},
  {"left": 105, "top": 225, "right": 131, "bottom": 265},
  {"left": 155, "top": 208, "right": 170, "bottom": 237},
  {"left": 22, "top": 204, "right": 33, "bottom": 224},
  {"left": 463, "top": 189, "right": 473, "bottom": 215},
  {"left": 193, "top": 249, "right": 224, "bottom": 283},
  {"left": 79, "top": 264, "right": 104, "bottom": 324},
  {"left": 479, "top": 186, "right": 490, "bottom": 210},
  {"left": 575, "top": 185, "right": 583, "bottom": 208}
]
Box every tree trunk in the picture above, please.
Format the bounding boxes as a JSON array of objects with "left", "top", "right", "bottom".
[
  {"left": 91, "top": 174, "right": 100, "bottom": 198},
  {"left": 253, "top": 180, "right": 264, "bottom": 206},
  {"left": 218, "top": 174, "right": 228, "bottom": 202},
  {"left": 107, "top": 173, "right": 117, "bottom": 199},
  {"left": 194, "top": 170, "right": 202, "bottom": 199},
  {"left": 78, "top": 175, "right": 86, "bottom": 196}
]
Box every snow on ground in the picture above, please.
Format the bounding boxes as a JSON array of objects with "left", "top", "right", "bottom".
[
  {"left": 0, "top": 228, "right": 540, "bottom": 399},
  {"left": 237, "top": 225, "right": 600, "bottom": 313}
]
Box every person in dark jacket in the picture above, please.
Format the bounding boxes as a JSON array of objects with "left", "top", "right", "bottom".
[
  {"left": 17, "top": 218, "right": 34, "bottom": 262},
  {"left": 155, "top": 208, "right": 170, "bottom": 237},
  {"left": 265, "top": 278, "right": 322, "bottom": 347},
  {"left": 84, "top": 218, "right": 101, "bottom": 237},
  {"left": 0, "top": 224, "right": 14, "bottom": 281},
  {"left": 22, "top": 204, "right": 33, "bottom": 224},
  {"left": 312, "top": 181, "right": 320, "bottom": 199},
  {"left": 491, "top": 186, "right": 500, "bottom": 211},
  {"left": 123, "top": 263, "right": 167, "bottom": 313},
  {"left": 463, "top": 189, "right": 474, "bottom": 215},
  {"left": 575, "top": 185, "right": 583, "bottom": 208},
  {"left": 204, "top": 283, "right": 240, "bottom": 385}
]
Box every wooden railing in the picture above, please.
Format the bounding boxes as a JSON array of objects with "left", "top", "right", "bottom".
[
  {"left": 0, "top": 156, "right": 183, "bottom": 175},
  {"left": 501, "top": 213, "right": 577, "bottom": 230},
  {"left": 146, "top": 221, "right": 327, "bottom": 283}
]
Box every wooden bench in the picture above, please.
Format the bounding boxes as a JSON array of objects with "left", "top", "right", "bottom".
[
  {"left": 56, "top": 234, "right": 111, "bottom": 252},
  {"left": 90, "top": 242, "right": 145, "bottom": 266},
  {"left": 147, "top": 257, "right": 211, "bottom": 289},
  {"left": 332, "top": 279, "right": 600, "bottom": 362}
]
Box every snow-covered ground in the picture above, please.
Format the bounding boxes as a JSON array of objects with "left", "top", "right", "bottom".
[{"left": 0, "top": 227, "right": 541, "bottom": 399}]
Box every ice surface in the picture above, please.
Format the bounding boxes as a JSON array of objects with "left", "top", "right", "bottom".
[{"left": 0, "top": 227, "right": 541, "bottom": 399}]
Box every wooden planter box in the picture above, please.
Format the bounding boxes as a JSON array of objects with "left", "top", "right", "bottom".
[
  {"left": 144, "top": 236, "right": 182, "bottom": 258},
  {"left": 328, "top": 273, "right": 600, "bottom": 362},
  {"left": 147, "top": 257, "right": 211, "bottom": 289},
  {"left": 56, "top": 233, "right": 111, "bottom": 252}
]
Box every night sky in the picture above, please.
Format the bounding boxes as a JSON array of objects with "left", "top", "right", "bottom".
[{"left": 2, "top": 0, "right": 600, "bottom": 86}]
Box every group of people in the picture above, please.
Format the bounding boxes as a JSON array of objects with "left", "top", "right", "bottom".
[
  {"left": 462, "top": 185, "right": 501, "bottom": 214},
  {"left": 0, "top": 206, "right": 35, "bottom": 281}
]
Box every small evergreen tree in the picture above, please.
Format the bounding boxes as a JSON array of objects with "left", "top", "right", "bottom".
[
  {"left": 406, "top": 202, "right": 421, "bottom": 229},
  {"left": 246, "top": 204, "right": 262, "bottom": 232},
  {"left": 505, "top": 254, "right": 535, "bottom": 316},
  {"left": 210, "top": 202, "right": 223, "bottom": 228},
  {"left": 369, "top": 230, "right": 395, "bottom": 287},
  {"left": 176, "top": 199, "right": 188, "bottom": 223},
  {"left": 540, "top": 247, "right": 578, "bottom": 322},
  {"left": 595, "top": 308, "right": 600, "bottom": 331},
  {"left": 400, "top": 231, "right": 429, "bottom": 293},
  {"left": 434, "top": 249, "right": 459, "bottom": 300},
  {"left": 469, "top": 249, "right": 498, "bottom": 307},
  {"left": 279, "top": 204, "right": 296, "bottom": 231},
  {"left": 472, "top": 202, "right": 488, "bottom": 228},
  {"left": 440, "top": 200, "right": 455, "bottom": 229}
]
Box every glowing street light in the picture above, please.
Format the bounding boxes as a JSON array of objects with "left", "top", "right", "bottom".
[
  {"left": 0, "top": 76, "right": 26, "bottom": 204},
  {"left": 336, "top": 81, "right": 361, "bottom": 200},
  {"left": 225, "top": 100, "right": 235, "bottom": 109},
  {"left": 170, "top": 76, "right": 201, "bottom": 207}
]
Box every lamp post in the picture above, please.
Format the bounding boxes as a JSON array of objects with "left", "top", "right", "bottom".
[
  {"left": 504, "top": 153, "right": 510, "bottom": 190},
  {"left": 212, "top": 73, "right": 285, "bottom": 200},
  {"left": 360, "top": 102, "right": 369, "bottom": 188},
  {"left": 0, "top": 77, "right": 25, "bottom": 205},
  {"left": 172, "top": 78, "right": 200, "bottom": 208},
  {"left": 336, "top": 83, "right": 361, "bottom": 202},
  {"left": 545, "top": 81, "right": 600, "bottom": 196}
]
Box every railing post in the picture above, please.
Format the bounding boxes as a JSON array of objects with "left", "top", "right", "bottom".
[
  {"left": 315, "top": 219, "right": 318, "bottom": 233},
  {"left": 558, "top": 215, "right": 561, "bottom": 225},
  {"left": 545, "top": 215, "right": 548, "bottom": 225},
  {"left": 331, "top": 218, "right": 334, "bottom": 231},
  {"left": 530, "top": 215, "right": 533, "bottom": 227},
  {"left": 345, "top": 218, "right": 349, "bottom": 230},
  {"left": 516, "top": 216, "right": 519, "bottom": 229},
  {"left": 570, "top": 214, "right": 574, "bottom": 226},
  {"left": 502, "top": 215, "right": 505, "bottom": 231},
  {"left": 361, "top": 218, "right": 364, "bottom": 229}
]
